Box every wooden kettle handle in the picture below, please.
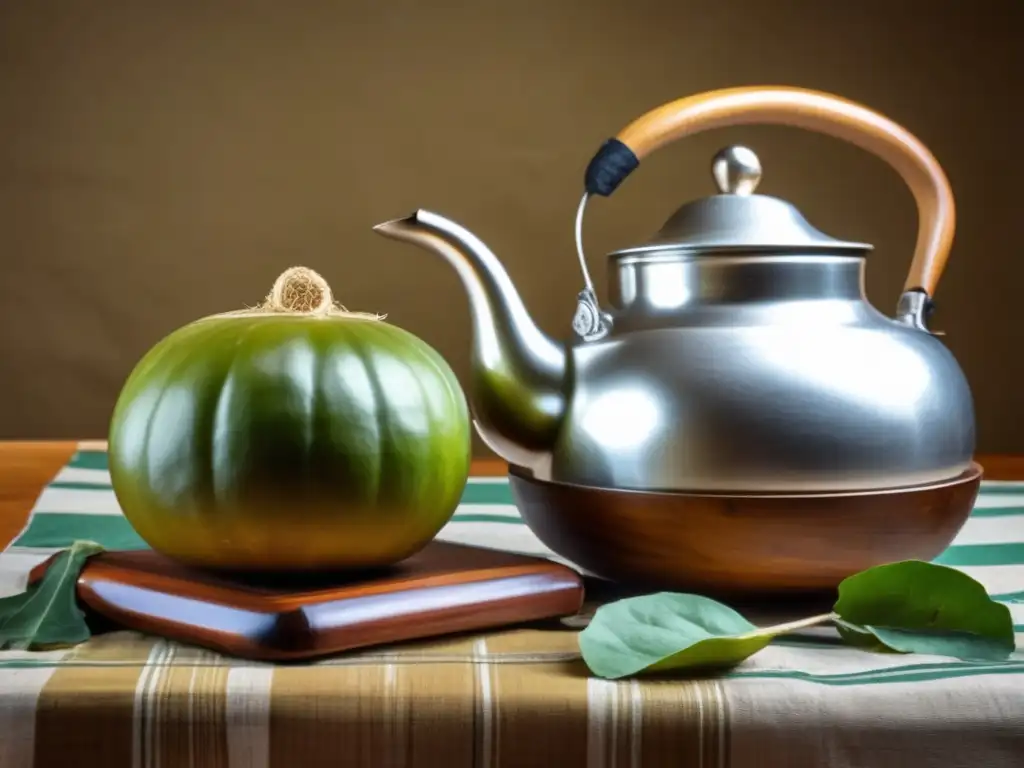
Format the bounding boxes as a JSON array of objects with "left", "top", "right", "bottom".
[{"left": 583, "top": 86, "right": 955, "bottom": 297}]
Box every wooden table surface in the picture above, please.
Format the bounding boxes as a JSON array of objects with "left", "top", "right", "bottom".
[{"left": 2, "top": 441, "right": 1023, "bottom": 551}]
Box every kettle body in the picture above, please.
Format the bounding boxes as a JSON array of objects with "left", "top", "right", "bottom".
[{"left": 550, "top": 250, "right": 974, "bottom": 493}]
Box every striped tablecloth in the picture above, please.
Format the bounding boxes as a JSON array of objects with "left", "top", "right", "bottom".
[{"left": 2, "top": 443, "right": 1023, "bottom": 768}]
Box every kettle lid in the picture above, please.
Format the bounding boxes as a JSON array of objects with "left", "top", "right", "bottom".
[{"left": 610, "top": 145, "right": 872, "bottom": 258}]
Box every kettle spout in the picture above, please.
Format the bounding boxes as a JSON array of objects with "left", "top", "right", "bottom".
[{"left": 373, "top": 210, "right": 567, "bottom": 470}]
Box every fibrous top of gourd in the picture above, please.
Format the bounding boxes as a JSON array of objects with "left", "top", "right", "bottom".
[{"left": 251, "top": 266, "right": 384, "bottom": 320}]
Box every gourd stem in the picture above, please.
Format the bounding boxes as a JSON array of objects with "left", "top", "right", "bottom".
[{"left": 267, "top": 266, "right": 334, "bottom": 314}]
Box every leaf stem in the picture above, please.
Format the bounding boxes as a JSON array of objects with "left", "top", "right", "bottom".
[{"left": 741, "top": 612, "right": 837, "bottom": 639}]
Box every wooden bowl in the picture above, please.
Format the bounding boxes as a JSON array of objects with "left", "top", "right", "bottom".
[{"left": 509, "top": 463, "right": 983, "bottom": 595}]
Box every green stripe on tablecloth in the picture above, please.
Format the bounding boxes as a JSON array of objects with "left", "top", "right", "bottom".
[
  {"left": 934, "top": 543, "right": 1024, "bottom": 567},
  {"left": 11, "top": 510, "right": 526, "bottom": 550},
  {"left": 461, "top": 484, "right": 514, "bottom": 504},
  {"left": 974, "top": 485, "right": 1024, "bottom": 494},
  {"left": 67, "top": 450, "right": 108, "bottom": 471},
  {"left": 992, "top": 590, "right": 1024, "bottom": 603},
  {"left": 50, "top": 474, "right": 515, "bottom": 505},
  {"left": 450, "top": 513, "right": 524, "bottom": 524},
  {"left": 725, "top": 664, "right": 1024, "bottom": 686},
  {"left": 50, "top": 481, "right": 118, "bottom": 492},
  {"left": 969, "top": 506, "right": 1024, "bottom": 518},
  {"left": 15, "top": 513, "right": 148, "bottom": 550}
]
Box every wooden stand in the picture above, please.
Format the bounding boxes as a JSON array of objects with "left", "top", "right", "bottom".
[{"left": 33, "top": 542, "right": 585, "bottom": 660}]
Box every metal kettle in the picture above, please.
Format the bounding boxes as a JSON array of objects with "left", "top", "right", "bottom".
[{"left": 374, "top": 86, "right": 974, "bottom": 493}]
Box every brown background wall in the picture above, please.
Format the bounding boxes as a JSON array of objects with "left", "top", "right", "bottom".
[{"left": 0, "top": 0, "right": 1021, "bottom": 453}]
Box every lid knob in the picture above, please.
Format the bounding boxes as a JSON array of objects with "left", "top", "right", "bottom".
[{"left": 712, "top": 145, "right": 762, "bottom": 196}]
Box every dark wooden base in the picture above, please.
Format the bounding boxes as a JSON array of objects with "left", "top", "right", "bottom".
[
  {"left": 31, "top": 541, "right": 585, "bottom": 660},
  {"left": 510, "top": 463, "right": 983, "bottom": 595}
]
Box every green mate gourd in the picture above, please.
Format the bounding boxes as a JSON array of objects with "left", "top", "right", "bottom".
[{"left": 108, "top": 267, "right": 471, "bottom": 572}]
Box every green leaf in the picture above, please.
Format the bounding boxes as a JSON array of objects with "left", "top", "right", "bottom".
[
  {"left": 0, "top": 540, "right": 104, "bottom": 650},
  {"left": 577, "top": 592, "right": 831, "bottom": 680},
  {"left": 829, "top": 617, "right": 896, "bottom": 654},
  {"left": 833, "top": 560, "right": 1016, "bottom": 661}
]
